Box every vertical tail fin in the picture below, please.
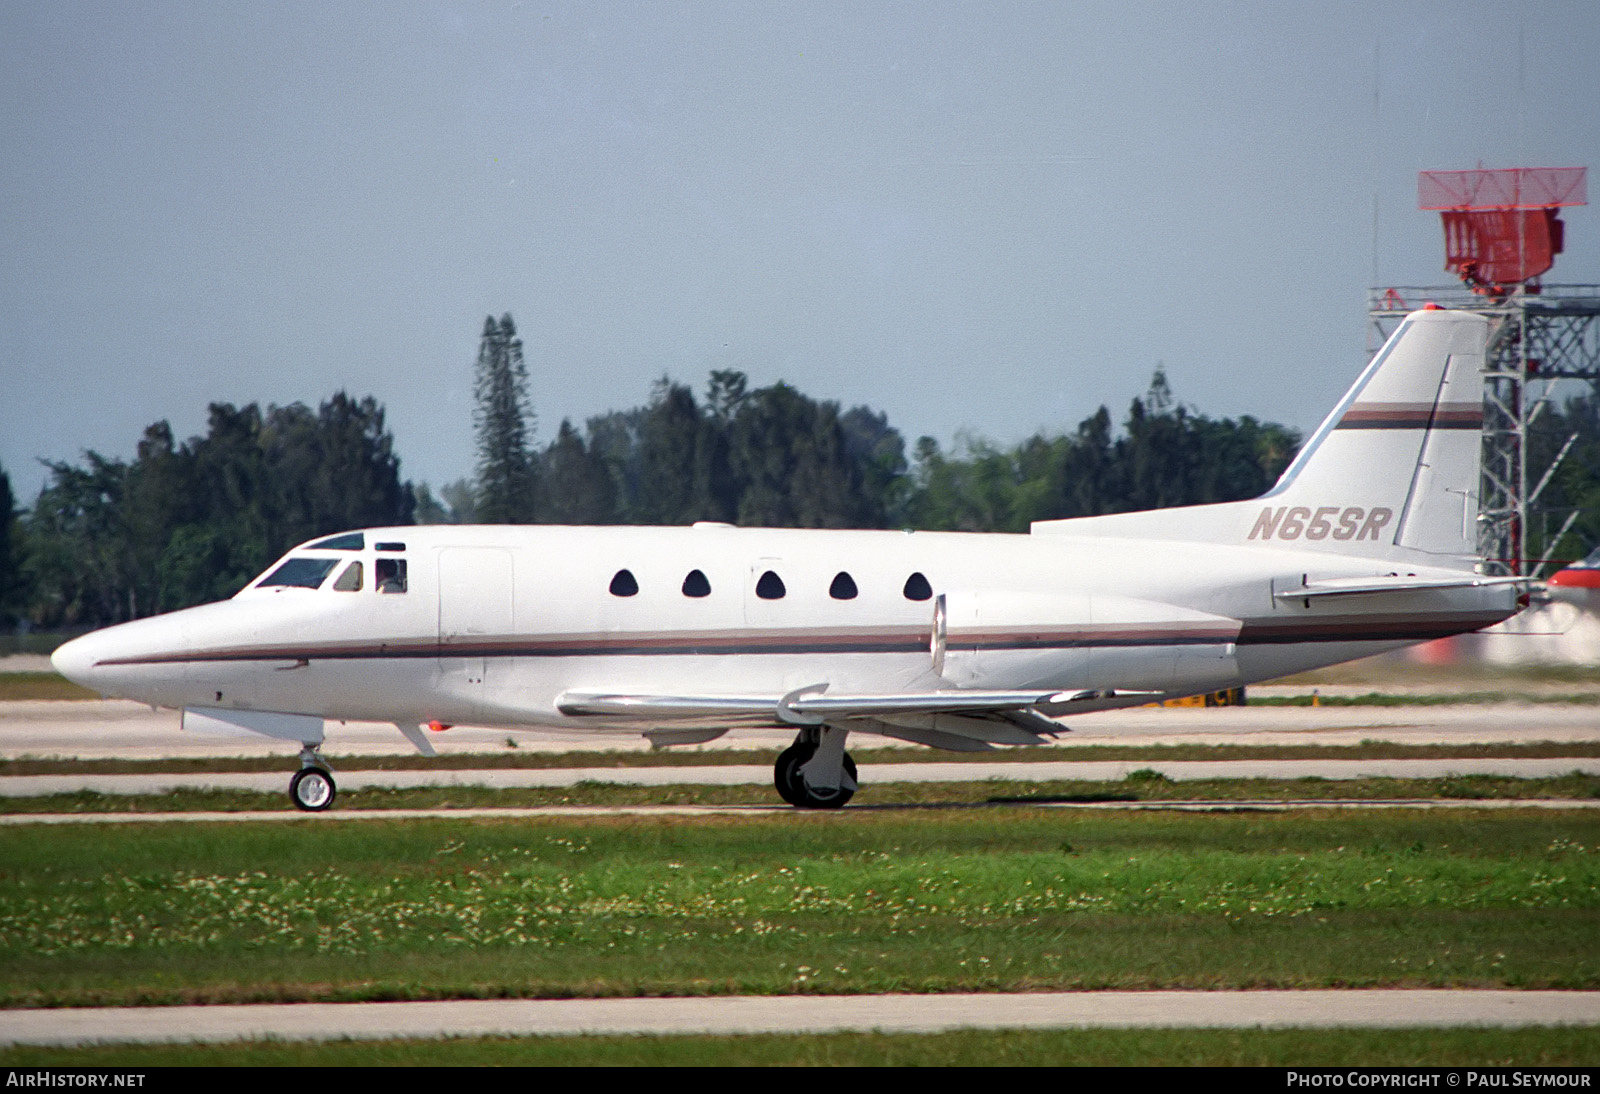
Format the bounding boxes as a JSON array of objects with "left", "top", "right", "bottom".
[
  {"left": 1261, "top": 307, "right": 1487, "bottom": 561},
  {"left": 1034, "top": 308, "right": 1490, "bottom": 567}
]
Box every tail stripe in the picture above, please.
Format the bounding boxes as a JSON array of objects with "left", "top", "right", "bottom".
[{"left": 1337, "top": 402, "right": 1484, "bottom": 430}]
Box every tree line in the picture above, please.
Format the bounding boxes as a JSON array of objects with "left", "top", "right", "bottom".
[
  {"left": 5, "top": 309, "right": 1588, "bottom": 630},
  {"left": 3, "top": 396, "right": 411, "bottom": 628},
  {"left": 414, "top": 315, "right": 1302, "bottom": 537}
]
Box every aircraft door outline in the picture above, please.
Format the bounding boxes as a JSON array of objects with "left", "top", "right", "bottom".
[{"left": 437, "top": 547, "right": 515, "bottom": 706}]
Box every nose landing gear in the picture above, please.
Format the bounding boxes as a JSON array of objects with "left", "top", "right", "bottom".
[
  {"left": 774, "top": 725, "right": 857, "bottom": 809},
  {"left": 290, "top": 744, "right": 336, "bottom": 811}
]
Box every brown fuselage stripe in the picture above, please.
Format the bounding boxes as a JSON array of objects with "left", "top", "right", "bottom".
[{"left": 94, "top": 613, "right": 1509, "bottom": 666}]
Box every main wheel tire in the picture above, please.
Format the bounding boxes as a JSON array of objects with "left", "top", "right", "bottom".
[
  {"left": 290, "top": 766, "right": 336, "bottom": 812},
  {"left": 795, "top": 753, "right": 857, "bottom": 810},
  {"left": 776, "top": 746, "right": 857, "bottom": 810},
  {"left": 774, "top": 742, "right": 813, "bottom": 806}
]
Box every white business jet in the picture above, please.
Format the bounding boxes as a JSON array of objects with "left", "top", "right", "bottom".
[{"left": 53, "top": 308, "right": 1523, "bottom": 810}]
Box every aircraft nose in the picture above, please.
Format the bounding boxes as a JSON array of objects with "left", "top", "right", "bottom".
[{"left": 51, "top": 633, "right": 101, "bottom": 690}]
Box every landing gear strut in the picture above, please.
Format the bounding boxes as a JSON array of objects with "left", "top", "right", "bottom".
[
  {"left": 774, "top": 725, "right": 857, "bottom": 809},
  {"left": 290, "top": 744, "right": 336, "bottom": 812}
]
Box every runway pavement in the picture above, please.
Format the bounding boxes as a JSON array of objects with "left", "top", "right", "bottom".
[
  {"left": 3, "top": 696, "right": 1598, "bottom": 761},
  {"left": 4, "top": 991, "right": 1598, "bottom": 1045}
]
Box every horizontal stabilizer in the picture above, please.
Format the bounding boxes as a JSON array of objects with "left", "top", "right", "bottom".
[{"left": 1272, "top": 574, "right": 1532, "bottom": 602}]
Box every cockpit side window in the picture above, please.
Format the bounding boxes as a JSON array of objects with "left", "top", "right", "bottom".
[
  {"left": 375, "top": 558, "right": 408, "bottom": 594},
  {"left": 333, "top": 561, "right": 364, "bottom": 592},
  {"left": 258, "top": 557, "right": 339, "bottom": 590}
]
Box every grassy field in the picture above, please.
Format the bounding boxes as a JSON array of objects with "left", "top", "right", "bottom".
[
  {"left": 2, "top": 809, "right": 1596, "bottom": 1009},
  {"left": 4, "top": 1027, "right": 1597, "bottom": 1067},
  {"left": 0, "top": 672, "right": 97, "bottom": 701}
]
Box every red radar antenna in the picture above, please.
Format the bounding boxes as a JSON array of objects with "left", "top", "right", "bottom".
[{"left": 1418, "top": 166, "right": 1587, "bottom": 297}]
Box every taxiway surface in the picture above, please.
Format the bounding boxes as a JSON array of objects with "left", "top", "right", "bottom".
[
  {"left": 3, "top": 695, "right": 1597, "bottom": 761},
  {"left": 4, "top": 991, "right": 1597, "bottom": 1045}
]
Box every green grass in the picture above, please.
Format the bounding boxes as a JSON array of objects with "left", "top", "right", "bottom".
[
  {"left": 0, "top": 672, "right": 98, "bottom": 701},
  {"left": 3, "top": 1026, "right": 1597, "bottom": 1066},
  {"left": 1, "top": 810, "right": 1596, "bottom": 1007},
  {"left": 5, "top": 771, "right": 1598, "bottom": 814}
]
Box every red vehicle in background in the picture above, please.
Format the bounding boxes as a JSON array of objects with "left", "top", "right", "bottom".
[{"left": 1547, "top": 546, "right": 1600, "bottom": 612}]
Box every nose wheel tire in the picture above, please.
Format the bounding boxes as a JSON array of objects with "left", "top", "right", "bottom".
[
  {"left": 774, "top": 742, "right": 857, "bottom": 810},
  {"left": 290, "top": 766, "right": 336, "bottom": 812}
]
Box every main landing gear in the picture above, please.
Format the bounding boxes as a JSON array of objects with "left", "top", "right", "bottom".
[
  {"left": 290, "top": 744, "right": 336, "bottom": 812},
  {"left": 774, "top": 725, "right": 857, "bottom": 809}
]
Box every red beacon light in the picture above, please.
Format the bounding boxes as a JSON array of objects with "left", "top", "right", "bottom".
[{"left": 1418, "top": 167, "right": 1587, "bottom": 297}]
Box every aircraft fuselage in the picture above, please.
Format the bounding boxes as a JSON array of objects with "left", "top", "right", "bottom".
[{"left": 54, "top": 521, "right": 1514, "bottom": 732}]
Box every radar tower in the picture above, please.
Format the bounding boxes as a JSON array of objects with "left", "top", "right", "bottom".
[{"left": 1370, "top": 166, "right": 1595, "bottom": 577}]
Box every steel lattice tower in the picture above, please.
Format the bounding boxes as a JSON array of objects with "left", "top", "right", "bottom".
[{"left": 1369, "top": 168, "right": 1595, "bottom": 577}]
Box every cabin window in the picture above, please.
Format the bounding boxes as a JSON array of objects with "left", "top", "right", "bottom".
[
  {"left": 609, "top": 569, "right": 639, "bottom": 597},
  {"left": 258, "top": 557, "right": 339, "bottom": 589},
  {"left": 903, "top": 571, "right": 933, "bottom": 601},
  {"left": 376, "top": 558, "right": 408, "bottom": 594},
  {"left": 375, "top": 541, "right": 406, "bottom": 552},
  {"left": 682, "top": 569, "right": 711, "bottom": 598},
  {"left": 308, "top": 533, "right": 364, "bottom": 551},
  {"left": 755, "top": 570, "right": 786, "bottom": 600},
  {"left": 829, "top": 572, "right": 858, "bottom": 600},
  {"left": 332, "top": 561, "right": 364, "bottom": 592}
]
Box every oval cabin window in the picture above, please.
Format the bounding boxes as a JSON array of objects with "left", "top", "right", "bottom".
[
  {"left": 755, "top": 570, "right": 786, "bottom": 600},
  {"left": 903, "top": 572, "right": 933, "bottom": 601},
  {"left": 829, "top": 572, "right": 858, "bottom": 600},
  {"left": 682, "top": 569, "right": 712, "bottom": 598},
  {"left": 609, "top": 569, "right": 639, "bottom": 597}
]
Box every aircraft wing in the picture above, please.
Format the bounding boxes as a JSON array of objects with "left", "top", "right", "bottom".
[
  {"left": 558, "top": 686, "right": 1086, "bottom": 720},
  {"left": 557, "top": 685, "right": 1158, "bottom": 750},
  {"left": 1272, "top": 574, "right": 1533, "bottom": 602}
]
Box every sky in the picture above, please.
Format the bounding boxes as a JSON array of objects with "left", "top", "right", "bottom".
[{"left": 3, "top": 1, "right": 1598, "bottom": 502}]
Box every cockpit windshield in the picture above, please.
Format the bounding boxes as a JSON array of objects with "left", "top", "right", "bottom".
[{"left": 256, "top": 557, "right": 340, "bottom": 590}]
